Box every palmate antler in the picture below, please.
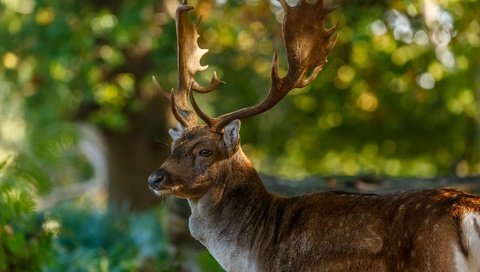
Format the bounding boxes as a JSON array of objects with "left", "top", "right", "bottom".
[
  {"left": 167, "top": 0, "right": 336, "bottom": 130},
  {"left": 164, "top": 0, "right": 224, "bottom": 127}
]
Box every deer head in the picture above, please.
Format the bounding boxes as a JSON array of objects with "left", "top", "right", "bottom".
[{"left": 148, "top": 0, "right": 337, "bottom": 199}]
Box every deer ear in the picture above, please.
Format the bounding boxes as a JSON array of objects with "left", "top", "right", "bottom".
[
  {"left": 223, "top": 119, "right": 241, "bottom": 155},
  {"left": 168, "top": 123, "right": 185, "bottom": 141}
]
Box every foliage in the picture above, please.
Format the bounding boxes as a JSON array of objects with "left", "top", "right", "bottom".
[
  {"left": 0, "top": 169, "right": 217, "bottom": 272},
  {"left": 1, "top": 0, "right": 479, "bottom": 270},
  {"left": 1, "top": 0, "right": 167, "bottom": 131},
  {"left": 197, "top": 250, "right": 225, "bottom": 272},
  {"left": 45, "top": 201, "right": 173, "bottom": 271},
  {"left": 3, "top": 0, "right": 478, "bottom": 180},
  {"left": 195, "top": 0, "right": 480, "bottom": 178},
  {"left": 0, "top": 156, "right": 54, "bottom": 271}
]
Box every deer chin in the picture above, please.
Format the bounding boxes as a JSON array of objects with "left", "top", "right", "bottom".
[
  {"left": 152, "top": 185, "right": 183, "bottom": 197},
  {"left": 153, "top": 189, "right": 173, "bottom": 196}
]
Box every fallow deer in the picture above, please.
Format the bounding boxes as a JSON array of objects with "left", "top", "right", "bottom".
[{"left": 148, "top": 0, "right": 480, "bottom": 271}]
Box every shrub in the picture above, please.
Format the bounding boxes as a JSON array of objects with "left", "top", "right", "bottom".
[
  {"left": 0, "top": 157, "right": 54, "bottom": 271},
  {"left": 45, "top": 201, "right": 173, "bottom": 271}
]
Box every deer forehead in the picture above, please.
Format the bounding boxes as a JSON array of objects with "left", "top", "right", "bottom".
[{"left": 173, "top": 128, "right": 223, "bottom": 151}]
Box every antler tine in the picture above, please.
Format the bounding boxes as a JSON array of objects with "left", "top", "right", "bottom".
[
  {"left": 152, "top": 76, "right": 170, "bottom": 98},
  {"left": 171, "top": 90, "right": 196, "bottom": 127},
  {"left": 189, "top": 83, "right": 215, "bottom": 127},
  {"left": 210, "top": 54, "right": 283, "bottom": 129},
  {"left": 168, "top": 1, "right": 225, "bottom": 127},
  {"left": 192, "top": 71, "right": 226, "bottom": 93},
  {"left": 200, "top": 0, "right": 337, "bottom": 130}
]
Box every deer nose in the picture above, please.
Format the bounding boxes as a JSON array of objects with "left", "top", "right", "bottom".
[{"left": 148, "top": 169, "right": 171, "bottom": 190}]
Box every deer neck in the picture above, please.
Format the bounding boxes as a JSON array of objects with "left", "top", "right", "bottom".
[{"left": 187, "top": 148, "right": 272, "bottom": 271}]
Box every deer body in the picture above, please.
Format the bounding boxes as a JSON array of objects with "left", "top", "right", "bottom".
[
  {"left": 148, "top": 0, "right": 480, "bottom": 271},
  {"left": 164, "top": 142, "right": 480, "bottom": 272}
]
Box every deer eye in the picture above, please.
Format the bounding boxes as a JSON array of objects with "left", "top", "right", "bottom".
[{"left": 199, "top": 149, "right": 212, "bottom": 157}]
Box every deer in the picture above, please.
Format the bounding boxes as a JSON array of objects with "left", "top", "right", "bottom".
[{"left": 148, "top": 0, "right": 480, "bottom": 271}]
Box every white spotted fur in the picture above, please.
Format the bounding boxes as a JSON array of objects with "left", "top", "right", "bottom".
[{"left": 455, "top": 212, "right": 480, "bottom": 272}]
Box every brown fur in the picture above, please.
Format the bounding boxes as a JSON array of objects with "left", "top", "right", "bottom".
[{"left": 149, "top": 126, "right": 480, "bottom": 272}]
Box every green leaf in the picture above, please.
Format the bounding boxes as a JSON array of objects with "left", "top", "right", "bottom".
[
  {"left": 197, "top": 250, "right": 224, "bottom": 272},
  {"left": 0, "top": 246, "right": 7, "bottom": 271},
  {"left": 6, "top": 232, "right": 26, "bottom": 258}
]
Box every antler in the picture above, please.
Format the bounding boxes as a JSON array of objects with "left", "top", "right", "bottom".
[
  {"left": 191, "top": 0, "right": 337, "bottom": 130},
  {"left": 162, "top": 0, "right": 224, "bottom": 127}
]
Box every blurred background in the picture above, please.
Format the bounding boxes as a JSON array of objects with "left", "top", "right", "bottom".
[{"left": 0, "top": 0, "right": 479, "bottom": 270}]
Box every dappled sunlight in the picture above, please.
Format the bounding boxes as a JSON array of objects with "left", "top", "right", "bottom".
[
  {"left": 0, "top": 116, "right": 26, "bottom": 144},
  {"left": 414, "top": 30, "right": 429, "bottom": 46},
  {"left": 259, "top": 146, "right": 443, "bottom": 179},
  {"left": 42, "top": 219, "right": 60, "bottom": 236},
  {"left": 35, "top": 8, "right": 55, "bottom": 26},
  {"left": 2, "top": 52, "right": 19, "bottom": 69},
  {"left": 90, "top": 13, "right": 118, "bottom": 34},
  {"left": 1, "top": 0, "right": 478, "bottom": 179},
  {"left": 1, "top": 0, "right": 479, "bottom": 269},
  {"left": 236, "top": 31, "right": 255, "bottom": 51},
  {"left": 50, "top": 60, "right": 73, "bottom": 82},
  {"left": 336, "top": 65, "right": 355, "bottom": 85},
  {"left": 466, "top": 21, "right": 480, "bottom": 47},
  {"left": 351, "top": 42, "right": 369, "bottom": 68},
  {"left": 369, "top": 20, "right": 387, "bottom": 36},
  {"left": 391, "top": 45, "right": 422, "bottom": 66},
  {"left": 0, "top": 94, "right": 25, "bottom": 165},
  {"left": 356, "top": 92, "right": 378, "bottom": 112},
  {"left": 448, "top": 88, "right": 477, "bottom": 116},
  {"left": 317, "top": 111, "right": 343, "bottom": 129},
  {"left": 386, "top": 9, "right": 414, "bottom": 44},
  {"left": 428, "top": 61, "right": 444, "bottom": 80},
  {"left": 416, "top": 72, "right": 435, "bottom": 89},
  {"left": 1, "top": 0, "right": 34, "bottom": 14},
  {"left": 372, "top": 35, "right": 397, "bottom": 53}
]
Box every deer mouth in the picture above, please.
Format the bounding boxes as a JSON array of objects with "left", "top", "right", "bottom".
[
  {"left": 151, "top": 184, "right": 183, "bottom": 197},
  {"left": 153, "top": 188, "right": 173, "bottom": 196}
]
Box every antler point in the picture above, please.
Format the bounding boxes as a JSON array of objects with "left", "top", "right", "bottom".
[
  {"left": 271, "top": 53, "right": 281, "bottom": 84},
  {"left": 152, "top": 75, "right": 159, "bottom": 86},
  {"left": 189, "top": 84, "right": 214, "bottom": 127},
  {"left": 152, "top": 75, "right": 171, "bottom": 98},
  {"left": 212, "top": 71, "right": 226, "bottom": 85}
]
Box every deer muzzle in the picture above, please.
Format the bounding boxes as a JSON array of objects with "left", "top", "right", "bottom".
[{"left": 148, "top": 168, "right": 172, "bottom": 194}]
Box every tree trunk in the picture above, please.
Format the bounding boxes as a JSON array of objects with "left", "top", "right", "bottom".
[{"left": 102, "top": 95, "right": 170, "bottom": 211}]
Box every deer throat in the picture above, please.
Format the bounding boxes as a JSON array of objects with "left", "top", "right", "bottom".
[{"left": 187, "top": 196, "right": 258, "bottom": 272}]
